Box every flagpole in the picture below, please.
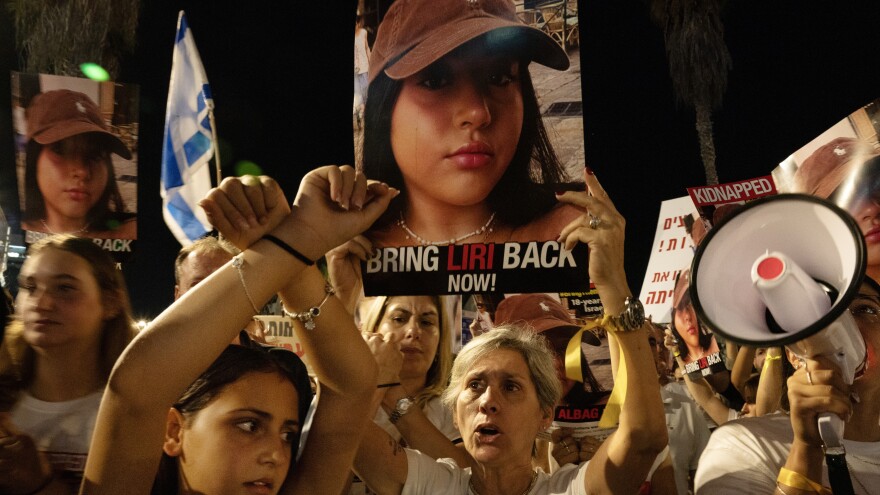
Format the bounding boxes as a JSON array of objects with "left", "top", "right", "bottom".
[{"left": 207, "top": 106, "right": 222, "bottom": 188}]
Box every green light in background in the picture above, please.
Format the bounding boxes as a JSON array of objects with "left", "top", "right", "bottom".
[
  {"left": 235, "top": 160, "right": 263, "bottom": 177},
  {"left": 80, "top": 63, "right": 110, "bottom": 81}
]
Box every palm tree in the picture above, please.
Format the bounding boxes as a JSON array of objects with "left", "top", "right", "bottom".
[
  {"left": 650, "top": 0, "right": 731, "bottom": 186},
  {"left": 7, "top": 0, "right": 140, "bottom": 79}
]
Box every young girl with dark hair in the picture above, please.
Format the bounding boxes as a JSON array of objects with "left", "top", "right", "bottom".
[
  {"left": 359, "top": 0, "right": 584, "bottom": 247},
  {"left": 21, "top": 90, "right": 135, "bottom": 239},
  {"left": 81, "top": 166, "right": 397, "bottom": 494}
]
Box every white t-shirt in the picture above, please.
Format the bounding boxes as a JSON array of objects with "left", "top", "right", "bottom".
[
  {"left": 350, "top": 397, "right": 462, "bottom": 495},
  {"left": 11, "top": 391, "right": 103, "bottom": 487},
  {"left": 404, "top": 449, "right": 589, "bottom": 495},
  {"left": 695, "top": 412, "right": 880, "bottom": 494},
  {"left": 661, "top": 381, "right": 711, "bottom": 495}
]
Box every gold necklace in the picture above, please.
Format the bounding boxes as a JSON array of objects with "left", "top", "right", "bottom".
[{"left": 468, "top": 470, "right": 539, "bottom": 495}]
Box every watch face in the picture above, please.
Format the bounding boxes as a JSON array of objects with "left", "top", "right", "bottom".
[{"left": 398, "top": 397, "right": 414, "bottom": 413}]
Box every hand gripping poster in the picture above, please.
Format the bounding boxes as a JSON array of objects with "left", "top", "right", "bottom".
[{"left": 346, "top": 3, "right": 616, "bottom": 480}]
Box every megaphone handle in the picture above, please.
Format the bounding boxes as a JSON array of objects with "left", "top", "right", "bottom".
[{"left": 818, "top": 412, "right": 844, "bottom": 449}]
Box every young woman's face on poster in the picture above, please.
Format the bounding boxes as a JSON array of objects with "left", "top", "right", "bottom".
[
  {"left": 37, "top": 135, "right": 110, "bottom": 225},
  {"left": 847, "top": 194, "right": 880, "bottom": 266},
  {"left": 674, "top": 299, "right": 702, "bottom": 351},
  {"left": 390, "top": 50, "right": 523, "bottom": 209}
]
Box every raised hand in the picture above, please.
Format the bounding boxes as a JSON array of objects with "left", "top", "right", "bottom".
[
  {"left": 280, "top": 165, "right": 398, "bottom": 261},
  {"left": 363, "top": 331, "right": 404, "bottom": 387},
  {"left": 200, "top": 175, "right": 290, "bottom": 250},
  {"left": 327, "top": 235, "right": 373, "bottom": 314},
  {"left": 556, "top": 170, "right": 629, "bottom": 308},
  {"left": 787, "top": 355, "right": 852, "bottom": 448}
]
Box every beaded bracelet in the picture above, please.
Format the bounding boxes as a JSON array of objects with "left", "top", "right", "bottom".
[{"left": 283, "top": 282, "right": 335, "bottom": 330}]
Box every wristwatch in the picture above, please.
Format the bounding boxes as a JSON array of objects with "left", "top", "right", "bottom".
[
  {"left": 389, "top": 396, "right": 415, "bottom": 424},
  {"left": 607, "top": 297, "right": 645, "bottom": 332}
]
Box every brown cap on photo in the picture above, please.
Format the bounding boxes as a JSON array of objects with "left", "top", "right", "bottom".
[
  {"left": 792, "top": 137, "right": 878, "bottom": 199},
  {"left": 672, "top": 269, "right": 690, "bottom": 310},
  {"left": 494, "top": 294, "right": 600, "bottom": 346},
  {"left": 26, "top": 89, "right": 132, "bottom": 160},
  {"left": 369, "top": 0, "right": 570, "bottom": 83}
]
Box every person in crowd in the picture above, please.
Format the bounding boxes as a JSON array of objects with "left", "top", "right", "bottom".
[
  {"left": 80, "top": 166, "right": 397, "bottom": 494},
  {"left": 359, "top": 0, "right": 584, "bottom": 249},
  {"left": 695, "top": 277, "right": 880, "bottom": 494},
  {"left": 491, "top": 293, "right": 606, "bottom": 472},
  {"left": 173, "top": 235, "right": 237, "bottom": 299},
  {"left": 0, "top": 235, "right": 136, "bottom": 493},
  {"left": 21, "top": 89, "right": 136, "bottom": 239},
  {"left": 646, "top": 321, "right": 711, "bottom": 495},
  {"left": 665, "top": 328, "right": 766, "bottom": 427},
  {"left": 669, "top": 269, "right": 744, "bottom": 411},
  {"left": 350, "top": 294, "right": 464, "bottom": 491},
  {"left": 469, "top": 296, "right": 495, "bottom": 337},
  {"left": 353, "top": 170, "right": 668, "bottom": 494},
  {"left": 353, "top": 13, "right": 371, "bottom": 129},
  {"left": 173, "top": 235, "right": 271, "bottom": 345},
  {"left": 792, "top": 136, "right": 880, "bottom": 283}
]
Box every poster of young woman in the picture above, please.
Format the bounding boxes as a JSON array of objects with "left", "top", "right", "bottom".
[
  {"left": 772, "top": 96, "right": 880, "bottom": 283},
  {"left": 11, "top": 72, "right": 139, "bottom": 261},
  {"left": 352, "top": 0, "right": 590, "bottom": 296}
]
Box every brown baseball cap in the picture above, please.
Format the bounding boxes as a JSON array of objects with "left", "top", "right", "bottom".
[
  {"left": 494, "top": 294, "right": 600, "bottom": 346},
  {"left": 26, "top": 89, "right": 132, "bottom": 160},
  {"left": 672, "top": 269, "right": 690, "bottom": 310},
  {"left": 369, "top": 0, "right": 570, "bottom": 83},
  {"left": 792, "top": 137, "right": 878, "bottom": 199}
]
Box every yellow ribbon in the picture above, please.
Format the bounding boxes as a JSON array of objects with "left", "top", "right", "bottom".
[{"left": 563, "top": 314, "right": 626, "bottom": 428}]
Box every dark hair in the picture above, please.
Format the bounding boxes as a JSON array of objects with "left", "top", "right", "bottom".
[
  {"left": 0, "top": 235, "right": 135, "bottom": 409},
  {"left": 361, "top": 36, "right": 577, "bottom": 231},
  {"left": 23, "top": 137, "right": 130, "bottom": 233},
  {"left": 152, "top": 344, "right": 313, "bottom": 494},
  {"left": 669, "top": 304, "right": 714, "bottom": 361}
]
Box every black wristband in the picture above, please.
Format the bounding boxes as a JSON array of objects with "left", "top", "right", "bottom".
[
  {"left": 262, "top": 235, "right": 315, "bottom": 265},
  {"left": 377, "top": 382, "right": 401, "bottom": 389}
]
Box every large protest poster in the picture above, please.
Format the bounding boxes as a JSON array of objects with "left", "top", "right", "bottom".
[
  {"left": 352, "top": 1, "right": 589, "bottom": 296},
  {"left": 348, "top": 0, "right": 615, "bottom": 447},
  {"left": 771, "top": 97, "right": 880, "bottom": 283},
  {"left": 11, "top": 72, "right": 139, "bottom": 261},
  {"left": 639, "top": 196, "right": 701, "bottom": 322},
  {"left": 639, "top": 184, "right": 785, "bottom": 379}
]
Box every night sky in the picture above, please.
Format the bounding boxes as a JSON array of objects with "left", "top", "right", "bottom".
[{"left": 1, "top": 1, "right": 879, "bottom": 319}]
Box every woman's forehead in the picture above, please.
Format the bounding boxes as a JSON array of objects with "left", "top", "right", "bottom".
[
  {"left": 386, "top": 296, "right": 438, "bottom": 313},
  {"left": 468, "top": 348, "right": 529, "bottom": 376}
]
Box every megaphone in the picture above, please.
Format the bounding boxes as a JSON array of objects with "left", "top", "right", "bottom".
[{"left": 690, "top": 194, "right": 867, "bottom": 453}]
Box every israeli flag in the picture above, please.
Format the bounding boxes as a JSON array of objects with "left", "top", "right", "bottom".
[{"left": 161, "top": 11, "right": 214, "bottom": 245}]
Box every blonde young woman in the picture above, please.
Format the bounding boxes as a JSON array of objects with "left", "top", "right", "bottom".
[
  {"left": 359, "top": 296, "right": 463, "bottom": 463},
  {"left": 0, "top": 235, "right": 136, "bottom": 494}
]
